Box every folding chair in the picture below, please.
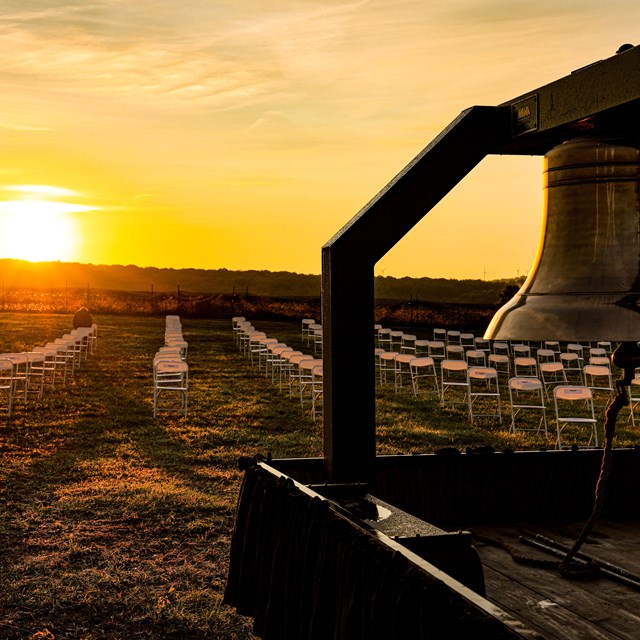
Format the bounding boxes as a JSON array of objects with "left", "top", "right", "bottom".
[
  {"left": 279, "top": 350, "right": 304, "bottom": 392},
  {"left": 410, "top": 357, "right": 439, "bottom": 397},
  {"left": 301, "top": 318, "right": 315, "bottom": 342},
  {"left": 582, "top": 364, "right": 614, "bottom": 408},
  {"left": 508, "top": 377, "right": 547, "bottom": 436},
  {"left": 559, "top": 352, "right": 582, "bottom": 383},
  {"left": 460, "top": 333, "right": 476, "bottom": 349},
  {"left": 0, "top": 358, "right": 14, "bottom": 417},
  {"left": 440, "top": 359, "right": 469, "bottom": 410},
  {"left": 394, "top": 354, "right": 415, "bottom": 391},
  {"left": 465, "top": 350, "right": 487, "bottom": 367},
  {"left": 544, "top": 341, "right": 561, "bottom": 356},
  {"left": 299, "top": 358, "right": 323, "bottom": 408},
  {"left": 553, "top": 386, "right": 598, "bottom": 448},
  {"left": 312, "top": 327, "right": 323, "bottom": 356},
  {"left": 377, "top": 328, "right": 392, "bottom": 350},
  {"left": 467, "top": 366, "right": 501, "bottom": 424},
  {"left": 433, "top": 328, "right": 447, "bottom": 342},
  {"left": 1, "top": 353, "right": 29, "bottom": 407},
  {"left": 390, "top": 331, "right": 404, "bottom": 352},
  {"left": 511, "top": 344, "right": 531, "bottom": 359},
  {"left": 414, "top": 339, "right": 430, "bottom": 357},
  {"left": 445, "top": 345, "right": 465, "bottom": 361},
  {"left": 288, "top": 354, "right": 314, "bottom": 398},
  {"left": 427, "top": 341, "right": 446, "bottom": 366},
  {"left": 566, "top": 343, "right": 585, "bottom": 365},
  {"left": 474, "top": 338, "right": 491, "bottom": 354},
  {"left": 487, "top": 354, "right": 510, "bottom": 382},
  {"left": 400, "top": 334, "right": 417, "bottom": 355},
  {"left": 378, "top": 352, "right": 399, "bottom": 386},
  {"left": 492, "top": 342, "right": 510, "bottom": 358},
  {"left": 25, "top": 352, "right": 46, "bottom": 400},
  {"left": 514, "top": 356, "right": 537, "bottom": 378},
  {"left": 153, "top": 358, "right": 189, "bottom": 418},
  {"left": 446, "top": 330, "right": 461, "bottom": 345},
  {"left": 311, "top": 364, "right": 323, "bottom": 421},
  {"left": 536, "top": 348, "right": 556, "bottom": 364},
  {"left": 540, "top": 361, "right": 567, "bottom": 400}
]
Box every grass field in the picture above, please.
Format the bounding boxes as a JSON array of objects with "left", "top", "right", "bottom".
[{"left": 0, "top": 313, "right": 636, "bottom": 639}]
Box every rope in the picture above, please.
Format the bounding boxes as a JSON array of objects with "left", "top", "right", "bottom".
[{"left": 557, "top": 382, "right": 628, "bottom": 579}]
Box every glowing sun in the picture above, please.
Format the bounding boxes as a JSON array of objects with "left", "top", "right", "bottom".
[{"left": 0, "top": 186, "right": 95, "bottom": 262}]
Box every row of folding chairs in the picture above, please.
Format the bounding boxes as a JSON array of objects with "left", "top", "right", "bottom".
[
  {"left": 375, "top": 349, "right": 603, "bottom": 448},
  {"left": 234, "top": 317, "right": 323, "bottom": 420},
  {"left": 0, "top": 323, "right": 98, "bottom": 418},
  {"left": 153, "top": 315, "right": 188, "bottom": 418}
]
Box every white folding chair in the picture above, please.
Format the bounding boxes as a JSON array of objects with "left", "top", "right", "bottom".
[
  {"left": 536, "top": 348, "right": 556, "bottom": 364},
  {"left": 465, "top": 350, "right": 487, "bottom": 367},
  {"left": 582, "top": 364, "right": 614, "bottom": 407},
  {"left": 559, "top": 352, "right": 583, "bottom": 383},
  {"left": 514, "top": 356, "right": 538, "bottom": 378},
  {"left": 311, "top": 364, "right": 323, "bottom": 421},
  {"left": 508, "top": 377, "right": 547, "bottom": 436},
  {"left": 487, "top": 354, "right": 510, "bottom": 382},
  {"left": 445, "top": 345, "right": 465, "bottom": 361},
  {"left": 400, "top": 334, "right": 417, "bottom": 355},
  {"left": 467, "top": 366, "right": 501, "bottom": 424},
  {"left": 440, "top": 359, "right": 469, "bottom": 410},
  {"left": 433, "top": 328, "right": 447, "bottom": 342},
  {"left": 390, "top": 331, "right": 404, "bottom": 352},
  {"left": 460, "top": 333, "right": 476, "bottom": 349},
  {"left": 299, "top": 358, "right": 323, "bottom": 408},
  {"left": 553, "top": 386, "right": 598, "bottom": 448},
  {"left": 540, "top": 361, "right": 567, "bottom": 400},
  {"left": 378, "top": 352, "right": 399, "bottom": 386},
  {"left": 0, "top": 353, "right": 29, "bottom": 407},
  {"left": 25, "top": 352, "right": 46, "bottom": 400},
  {"left": 153, "top": 359, "right": 188, "bottom": 418},
  {"left": 377, "top": 328, "right": 392, "bottom": 350},
  {"left": 0, "top": 358, "right": 14, "bottom": 417},
  {"left": 511, "top": 344, "right": 531, "bottom": 359},
  {"left": 410, "top": 357, "right": 439, "bottom": 397},
  {"left": 288, "top": 354, "right": 314, "bottom": 398},
  {"left": 492, "top": 342, "right": 510, "bottom": 358},
  {"left": 446, "top": 330, "right": 461, "bottom": 345},
  {"left": 394, "top": 354, "right": 415, "bottom": 391}
]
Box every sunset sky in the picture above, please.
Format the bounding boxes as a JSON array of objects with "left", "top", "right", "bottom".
[{"left": 1, "top": 1, "right": 639, "bottom": 279}]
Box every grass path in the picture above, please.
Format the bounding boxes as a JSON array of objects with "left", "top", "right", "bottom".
[{"left": 0, "top": 315, "right": 321, "bottom": 639}]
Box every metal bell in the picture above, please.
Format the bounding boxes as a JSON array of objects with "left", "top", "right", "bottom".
[{"left": 486, "top": 137, "right": 640, "bottom": 341}]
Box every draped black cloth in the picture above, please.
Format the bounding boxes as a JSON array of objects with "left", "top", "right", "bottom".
[{"left": 224, "top": 465, "right": 525, "bottom": 640}]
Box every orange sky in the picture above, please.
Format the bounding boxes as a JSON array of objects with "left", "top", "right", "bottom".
[{"left": 1, "top": 1, "right": 639, "bottom": 279}]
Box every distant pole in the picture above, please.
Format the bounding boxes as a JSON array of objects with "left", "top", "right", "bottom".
[
  {"left": 1, "top": 281, "right": 4, "bottom": 310},
  {"left": 65, "top": 280, "right": 68, "bottom": 311},
  {"left": 86, "top": 282, "right": 90, "bottom": 307},
  {"left": 177, "top": 285, "right": 181, "bottom": 314}
]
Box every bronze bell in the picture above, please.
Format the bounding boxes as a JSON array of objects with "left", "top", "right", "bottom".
[{"left": 485, "top": 137, "right": 640, "bottom": 342}]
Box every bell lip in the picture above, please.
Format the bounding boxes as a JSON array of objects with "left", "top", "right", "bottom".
[{"left": 485, "top": 293, "right": 640, "bottom": 342}]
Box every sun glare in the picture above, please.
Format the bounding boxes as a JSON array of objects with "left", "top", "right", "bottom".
[{"left": 0, "top": 185, "right": 96, "bottom": 263}]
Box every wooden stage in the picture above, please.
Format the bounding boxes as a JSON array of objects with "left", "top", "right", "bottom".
[{"left": 474, "top": 519, "right": 640, "bottom": 639}]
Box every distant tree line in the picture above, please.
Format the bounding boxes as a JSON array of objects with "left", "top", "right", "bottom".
[{"left": 0, "top": 259, "right": 524, "bottom": 305}]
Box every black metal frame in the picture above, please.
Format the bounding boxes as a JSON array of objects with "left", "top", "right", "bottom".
[{"left": 322, "top": 45, "right": 640, "bottom": 483}]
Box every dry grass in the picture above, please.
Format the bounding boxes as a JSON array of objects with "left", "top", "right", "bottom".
[{"left": 0, "top": 314, "right": 636, "bottom": 639}]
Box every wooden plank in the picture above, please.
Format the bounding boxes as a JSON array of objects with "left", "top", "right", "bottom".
[
  {"left": 475, "top": 524, "right": 640, "bottom": 640},
  {"left": 481, "top": 562, "right": 618, "bottom": 640}
]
